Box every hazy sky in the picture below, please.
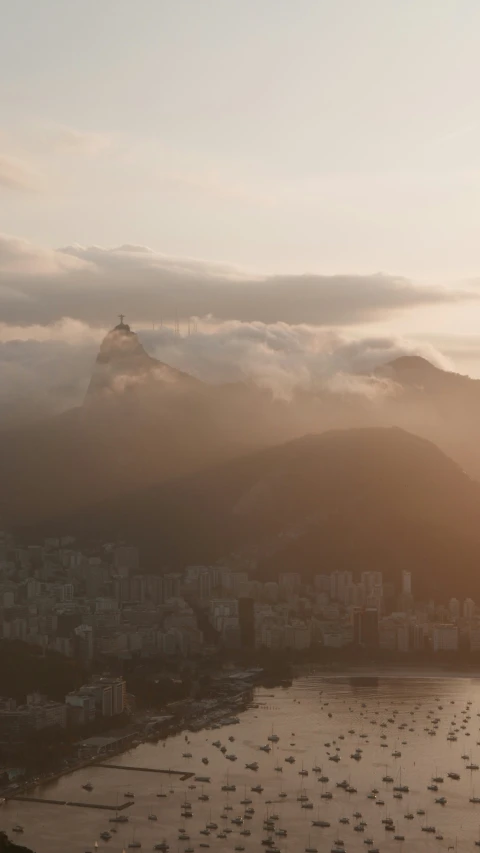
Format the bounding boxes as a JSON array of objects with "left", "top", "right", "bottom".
[
  {"left": 2, "top": 0, "right": 480, "bottom": 276},
  {"left": 2, "top": 0, "right": 480, "bottom": 398}
]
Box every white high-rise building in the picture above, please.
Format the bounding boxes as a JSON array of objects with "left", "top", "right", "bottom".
[{"left": 463, "top": 598, "right": 476, "bottom": 620}]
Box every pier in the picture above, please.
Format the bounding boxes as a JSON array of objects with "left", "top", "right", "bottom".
[
  {"left": 11, "top": 796, "right": 133, "bottom": 811},
  {"left": 96, "top": 764, "right": 194, "bottom": 781}
]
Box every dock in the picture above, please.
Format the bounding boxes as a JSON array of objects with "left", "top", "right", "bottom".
[
  {"left": 11, "top": 796, "right": 134, "bottom": 811},
  {"left": 96, "top": 764, "right": 194, "bottom": 781}
]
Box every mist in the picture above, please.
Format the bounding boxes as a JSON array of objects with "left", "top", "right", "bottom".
[{"left": 0, "top": 316, "right": 451, "bottom": 424}]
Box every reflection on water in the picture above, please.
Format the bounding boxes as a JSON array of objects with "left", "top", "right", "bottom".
[{"left": 5, "top": 674, "right": 480, "bottom": 852}]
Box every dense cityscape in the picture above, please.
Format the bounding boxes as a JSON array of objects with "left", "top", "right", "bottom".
[{"left": 0, "top": 525, "right": 479, "bottom": 749}]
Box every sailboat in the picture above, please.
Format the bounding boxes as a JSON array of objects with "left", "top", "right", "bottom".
[
  {"left": 268, "top": 725, "right": 280, "bottom": 743},
  {"left": 128, "top": 826, "right": 141, "bottom": 848},
  {"left": 305, "top": 834, "right": 318, "bottom": 853}
]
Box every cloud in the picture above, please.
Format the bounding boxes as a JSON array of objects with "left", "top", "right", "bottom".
[
  {"left": 48, "top": 125, "right": 111, "bottom": 157},
  {"left": 0, "top": 234, "right": 90, "bottom": 276},
  {"left": 0, "top": 316, "right": 451, "bottom": 423},
  {"left": 0, "top": 154, "right": 44, "bottom": 191},
  {"left": 0, "top": 234, "right": 476, "bottom": 328},
  {"left": 140, "top": 320, "right": 451, "bottom": 400}
]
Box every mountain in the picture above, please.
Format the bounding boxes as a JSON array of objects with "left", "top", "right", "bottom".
[
  {"left": 40, "top": 427, "right": 480, "bottom": 599},
  {"left": 3, "top": 325, "right": 480, "bottom": 533},
  {"left": 379, "top": 355, "right": 480, "bottom": 479},
  {"left": 85, "top": 317, "right": 198, "bottom": 400},
  {"left": 0, "top": 321, "right": 362, "bottom": 525}
]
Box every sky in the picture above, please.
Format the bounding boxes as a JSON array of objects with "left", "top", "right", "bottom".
[{"left": 1, "top": 0, "right": 480, "bottom": 414}]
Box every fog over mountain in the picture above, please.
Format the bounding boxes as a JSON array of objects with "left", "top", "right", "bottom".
[
  {"left": 0, "top": 314, "right": 453, "bottom": 426},
  {"left": 1, "top": 310, "right": 480, "bottom": 537}
]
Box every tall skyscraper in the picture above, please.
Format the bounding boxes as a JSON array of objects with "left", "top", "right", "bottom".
[
  {"left": 353, "top": 608, "right": 379, "bottom": 647},
  {"left": 401, "top": 570, "right": 412, "bottom": 596}
]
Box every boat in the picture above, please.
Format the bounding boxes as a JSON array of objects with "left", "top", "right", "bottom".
[
  {"left": 285, "top": 756, "right": 295, "bottom": 763},
  {"left": 246, "top": 762, "right": 259, "bottom": 771},
  {"left": 251, "top": 785, "right": 264, "bottom": 793},
  {"left": 448, "top": 772, "right": 460, "bottom": 780},
  {"left": 110, "top": 815, "right": 129, "bottom": 823},
  {"left": 435, "top": 797, "right": 447, "bottom": 805},
  {"left": 195, "top": 776, "right": 211, "bottom": 783},
  {"left": 182, "top": 752, "right": 192, "bottom": 758},
  {"left": 148, "top": 814, "right": 157, "bottom": 821},
  {"left": 12, "top": 827, "right": 24, "bottom": 834},
  {"left": 202, "top": 757, "right": 209, "bottom": 765},
  {"left": 83, "top": 782, "right": 94, "bottom": 791},
  {"left": 260, "top": 744, "right": 271, "bottom": 752},
  {"left": 421, "top": 826, "right": 436, "bottom": 833},
  {"left": 124, "top": 792, "right": 135, "bottom": 798},
  {"left": 312, "top": 820, "right": 330, "bottom": 827}
]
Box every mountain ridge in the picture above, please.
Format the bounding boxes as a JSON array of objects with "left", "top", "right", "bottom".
[{"left": 30, "top": 426, "right": 480, "bottom": 599}]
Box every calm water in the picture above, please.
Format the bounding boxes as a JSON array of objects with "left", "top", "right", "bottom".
[{"left": 5, "top": 673, "right": 480, "bottom": 853}]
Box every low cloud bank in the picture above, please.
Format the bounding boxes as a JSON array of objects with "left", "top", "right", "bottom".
[
  {"left": 0, "top": 233, "right": 476, "bottom": 327},
  {"left": 0, "top": 317, "right": 451, "bottom": 423}
]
